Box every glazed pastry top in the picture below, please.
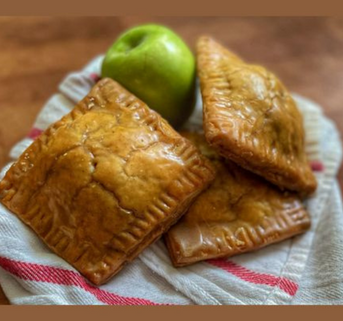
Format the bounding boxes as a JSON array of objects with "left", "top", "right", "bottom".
[
  {"left": 197, "top": 36, "right": 317, "bottom": 195},
  {"left": 0, "top": 78, "right": 215, "bottom": 284}
]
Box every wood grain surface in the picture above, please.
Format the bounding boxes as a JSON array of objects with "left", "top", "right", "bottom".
[{"left": 0, "top": 17, "right": 342, "bottom": 305}]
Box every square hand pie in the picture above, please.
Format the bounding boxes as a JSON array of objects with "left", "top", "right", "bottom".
[
  {"left": 165, "top": 132, "right": 311, "bottom": 267},
  {"left": 197, "top": 36, "right": 317, "bottom": 196},
  {"left": 0, "top": 78, "right": 215, "bottom": 285}
]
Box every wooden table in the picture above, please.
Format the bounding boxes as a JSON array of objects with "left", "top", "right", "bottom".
[{"left": 0, "top": 17, "right": 342, "bottom": 305}]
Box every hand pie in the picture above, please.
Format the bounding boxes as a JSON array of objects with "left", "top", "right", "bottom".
[
  {"left": 197, "top": 36, "right": 317, "bottom": 195},
  {"left": 0, "top": 78, "right": 215, "bottom": 285},
  {"left": 165, "top": 132, "right": 311, "bottom": 267}
]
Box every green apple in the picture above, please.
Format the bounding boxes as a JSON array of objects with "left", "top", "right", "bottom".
[{"left": 101, "top": 24, "right": 196, "bottom": 128}]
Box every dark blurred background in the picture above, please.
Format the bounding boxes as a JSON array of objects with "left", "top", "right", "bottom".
[{"left": 0, "top": 16, "right": 342, "bottom": 303}]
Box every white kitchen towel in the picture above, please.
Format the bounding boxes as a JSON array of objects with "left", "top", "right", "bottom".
[{"left": 0, "top": 56, "right": 342, "bottom": 305}]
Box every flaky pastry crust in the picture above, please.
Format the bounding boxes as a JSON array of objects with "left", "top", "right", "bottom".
[{"left": 0, "top": 79, "right": 215, "bottom": 284}]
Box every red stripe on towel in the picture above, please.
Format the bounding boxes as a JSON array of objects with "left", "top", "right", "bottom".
[
  {"left": 89, "top": 73, "right": 101, "bottom": 83},
  {"left": 27, "top": 128, "right": 43, "bottom": 140},
  {"left": 208, "top": 259, "right": 298, "bottom": 296},
  {"left": 310, "top": 161, "right": 324, "bottom": 172},
  {"left": 0, "top": 256, "right": 162, "bottom": 305}
]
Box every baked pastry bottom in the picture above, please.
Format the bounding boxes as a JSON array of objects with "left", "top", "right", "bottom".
[{"left": 165, "top": 132, "right": 311, "bottom": 266}]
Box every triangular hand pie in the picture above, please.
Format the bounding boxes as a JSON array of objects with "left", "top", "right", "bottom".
[
  {"left": 0, "top": 78, "right": 215, "bottom": 285},
  {"left": 165, "top": 132, "right": 311, "bottom": 266},
  {"left": 197, "top": 36, "right": 317, "bottom": 195}
]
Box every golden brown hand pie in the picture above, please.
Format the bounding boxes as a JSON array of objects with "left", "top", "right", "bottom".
[
  {"left": 197, "top": 36, "right": 317, "bottom": 196},
  {"left": 165, "top": 132, "right": 311, "bottom": 267},
  {"left": 0, "top": 78, "right": 215, "bottom": 285}
]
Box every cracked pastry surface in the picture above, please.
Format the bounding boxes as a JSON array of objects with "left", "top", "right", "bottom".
[
  {"left": 197, "top": 36, "right": 317, "bottom": 196},
  {"left": 165, "top": 132, "right": 311, "bottom": 267},
  {"left": 0, "top": 78, "right": 215, "bottom": 285}
]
